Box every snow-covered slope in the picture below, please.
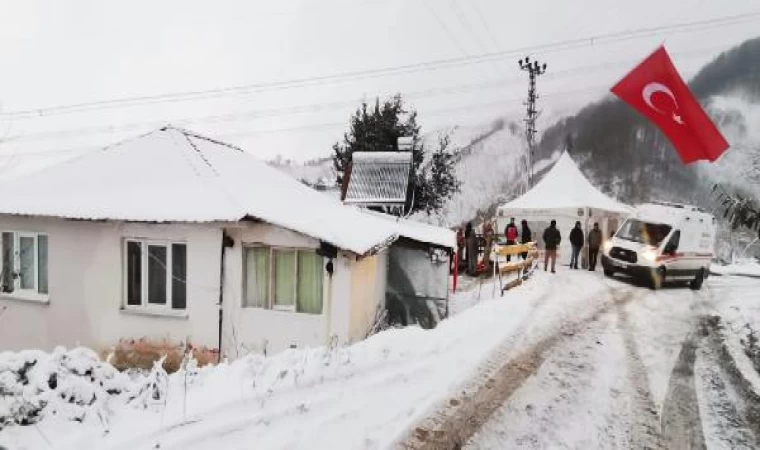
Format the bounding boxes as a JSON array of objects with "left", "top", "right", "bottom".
[
  {"left": 426, "top": 120, "right": 525, "bottom": 226},
  {"left": 700, "top": 94, "right": 760, "bottom": 199}
]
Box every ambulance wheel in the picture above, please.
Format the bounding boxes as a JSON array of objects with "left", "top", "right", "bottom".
[{"left": 689, "top": 269, "right": 705, "bottom": 291}]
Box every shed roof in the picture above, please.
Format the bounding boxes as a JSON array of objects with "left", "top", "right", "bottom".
[{"left": 0, "top": 127, "right": 453, "bottom": 254}]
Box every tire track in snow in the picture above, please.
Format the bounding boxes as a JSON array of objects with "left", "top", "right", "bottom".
[
  {"left": 705, "top": 315, "right": 760, "bottom": 448},
  {"left": 696, "top": 327, "right": 756, "bottom": 450},
  {"left": 399, "top": 283, "right": 636, "bottom": 450},
  {"left": 614, "top": 289, "right": 665, "bottom": 450},
  {"left": 659, "top": 325, "right": 706, "bottom": 450}
]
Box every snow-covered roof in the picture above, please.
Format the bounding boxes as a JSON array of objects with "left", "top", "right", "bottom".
[
  {"left": 362, "top": 210, "right": 456, "bottom": 249},
  {"left": 0, "top": 127, "right": 454, "bottom": 254},
  {"left": 498, "top": 152, "right": 632, "bottom": 214}
]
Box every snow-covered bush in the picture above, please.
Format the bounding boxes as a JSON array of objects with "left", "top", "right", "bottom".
[
  {"left": 0, "top": 347, "right": 129, "bottom": 429},
  {"left": 126, "top": 356, "right": 169, "bottom": 410}
]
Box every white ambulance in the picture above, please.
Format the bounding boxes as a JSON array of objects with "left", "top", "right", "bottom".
[{"left": 601, "top": 202, "right": 716, "bottom": 290}]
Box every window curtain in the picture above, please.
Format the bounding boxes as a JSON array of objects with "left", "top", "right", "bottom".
[
  {"left": 171, "top": 244, "right": 187, "bottom": 309},
  {"left": 297, "top": 252, "right": 323, "bottom": 314},
  {"left": 147, "top": 245, "right": 167, "bottom": 304},
  {"left": 127, "top": 241, "right": 142, "bottom": 306},
  {"left": 18, "top": 236, "right": 35, "bottom": 290},
  {"left": 1, "top": 232, "right": 14, "bottom": 293},
  {"left": 273, "top": 249, "right": 296, "bottom": 307},
  {"left": 37, "top": 235, "right": 48, "bottom": 295},
  {"left": 244, "top": 247, "right": 269, "bottom": 308}
]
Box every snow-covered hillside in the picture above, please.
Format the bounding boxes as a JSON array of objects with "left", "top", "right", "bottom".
[
  {"left": 423, "top": 120, "right": 526, "bottom": 226},
  {"left": 701, "top": 94, "right": 760, "bottom": 198}
]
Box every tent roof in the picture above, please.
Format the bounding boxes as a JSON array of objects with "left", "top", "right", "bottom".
[
  {"left": 499, "top": 152, "right": 632, "bottom": 214},
  {"left": 0, "top": 127, "right": 454, "bottom": 254}
]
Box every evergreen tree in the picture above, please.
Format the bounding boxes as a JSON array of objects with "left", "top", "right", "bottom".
[
  {"left": 418, "top": 134, "right": 461, "bottom": 215},
  {"left": 333, "top": 94, "right": 459, "bottom": 214}
]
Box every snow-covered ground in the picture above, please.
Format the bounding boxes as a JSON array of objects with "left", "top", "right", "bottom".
[
  {"left": 0, "top": 270, "right": 606, "bottom": 450},
  {"left": 711, "top": 258, "right": 760, "bottom": 278},
  {"left": 3, "top": 269, "right": 760, "bottom": 450},
  {"left": 464, "top": 275, "right": 760, "bottom": 449}
]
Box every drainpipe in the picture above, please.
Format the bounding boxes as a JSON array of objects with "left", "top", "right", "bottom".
[
  {"left": 218, "top": 232, "right": 234, "bottom": 363},
  {"left": 324, "top": 258, "right": 335, "bottom": 346}
]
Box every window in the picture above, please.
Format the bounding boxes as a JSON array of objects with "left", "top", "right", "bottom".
[
  {"left": 0, "top": 231, "right": 49, "bottom": 297},
  {"left": 665, "top": 230, "right": 681, "bottom": 253},
  {"left": 615, "top": 219, "right": 672, "bottom": 247},
  {"left": 124, "top": 239, "right": 186, "bottom": 310},
  {"left": 243, "top": 246, "right": 323, "bottom": 314}
]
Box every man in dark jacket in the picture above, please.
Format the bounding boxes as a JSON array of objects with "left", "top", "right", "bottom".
[
  {"left": 465, "top": 222, "right": 478, "bottom": 275},
  {"left": 504, "top": 218, "right": 519, "bottom": 262},
  {"left": 569, "top": 221, "right": 584, "bottom": 269},
  {"left": 587, "top": 222, "right": 603, "bottom": 271},
  {"left": 542, "top": 220, "right": 561, "bottom": 273},
  {"left": 520, "top": 220, "right": 532, "bottom": 260}
]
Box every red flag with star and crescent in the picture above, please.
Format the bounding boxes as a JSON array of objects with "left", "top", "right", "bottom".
[{"left": 611, "top": 46, "right": 729, "bottom": 163}]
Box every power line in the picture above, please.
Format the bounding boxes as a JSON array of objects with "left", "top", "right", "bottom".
[
  {"left": 0, "top": 84, "right": 611, "bottom": 158},
  {"left": 0, "top": 45, "right": 720, "bottom": 147},
  {"left": 0, "top": 11, "right": 757, "bottom": 119},
  {"left": 422, "top": 0, "right": 473, "bottom": 59},
  {"left": 448, "top": 0, "right": 501, "bottom": 77}
]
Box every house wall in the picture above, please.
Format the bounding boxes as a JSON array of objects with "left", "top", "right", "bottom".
[
  {"left": 348, "top": 250, "right": 387, "bottom": 341},
  {"left": 221, "top": 223, "right": 356, "bottom": 357},
  {"left": 0, "top": 216, "right": 222, "bottom": 352}
]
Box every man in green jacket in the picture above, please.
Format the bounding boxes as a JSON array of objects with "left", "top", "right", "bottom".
[{"left": 587, "top": 222, "right": 603, "bottom": 271}]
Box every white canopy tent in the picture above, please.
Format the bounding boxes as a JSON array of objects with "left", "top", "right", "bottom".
[{"left": 496, "top": 152, "right": 632, "bottom": 267}]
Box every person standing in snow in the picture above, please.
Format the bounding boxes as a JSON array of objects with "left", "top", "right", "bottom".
[
  {"left": 587, "top": 222, "right": 603, "bottom": 271},
  {"left": 504, "top": 217, "right": 519, "bottom": 262},
  {"left": 482, "top": 220, "right": 495, "bottom": 271},
  {"left": 465, "top": 222, "right": 478, "bottom": 275},
  {"left": 569, "top": 221, "right": 584, "bottom": 270},
  {"left": 543, "top": 220, "right": 561, "bottom": 273},
  {"left": 520, "top": 220, "right": 532, "bottom": 260}
]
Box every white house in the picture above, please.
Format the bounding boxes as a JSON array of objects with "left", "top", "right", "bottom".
[
  {"left": 0, "top": 127, "right": 454, "bottom": 357},
  {"left": 496, "top": 152, "right": 632, "bottom": 266}
]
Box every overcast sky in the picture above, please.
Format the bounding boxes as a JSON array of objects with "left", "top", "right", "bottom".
[{"left": 0, "top": 0, "right": 759, "bottom": 174}]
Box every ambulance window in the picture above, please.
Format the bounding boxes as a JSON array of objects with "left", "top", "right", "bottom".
[{"left": 666, "top": 230, "right": 681, "bottom": 252}]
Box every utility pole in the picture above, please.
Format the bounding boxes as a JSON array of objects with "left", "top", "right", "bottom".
[{"left": 518, "top": 57, "right": 547, "bottom": 189}]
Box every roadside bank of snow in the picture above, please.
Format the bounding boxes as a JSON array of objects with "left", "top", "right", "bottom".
[
  {"left": 1, "top": 269, "right": 612, "bottom": 450},
  {"left": 710, "top": 259, "right": 760, "bottom": 278},
  {"left": 708, "top": 277, "right": 760, "bottom": 398}
]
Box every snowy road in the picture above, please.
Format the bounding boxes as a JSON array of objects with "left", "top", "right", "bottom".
[{"left": 459, "top": 275, "right": 760, "bottom": 450}]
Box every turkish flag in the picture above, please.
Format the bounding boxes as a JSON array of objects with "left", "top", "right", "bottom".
[{"left": 611, "top": 46, "right": 729, "bottom": 163}]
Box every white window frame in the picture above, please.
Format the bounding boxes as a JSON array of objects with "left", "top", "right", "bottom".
[
  {"left": 242, "top": 244, "right": 323, "bottom": 314},
  {"left": 122, "top": 238, "right": 186, "bottom": 312},
  {"left": 0, "top": 231, "right": 49, "bottom": 302}
]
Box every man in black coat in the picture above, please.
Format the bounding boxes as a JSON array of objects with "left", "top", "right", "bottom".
[
  {"left": 542, "top": 220, "right": 561, "bottom": 273},
  {"left": 520, "top": 220, "right": 532, "bottom": 260},
  {"left": 569, "top": 221, "right": 584, "bottom": 269}
]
